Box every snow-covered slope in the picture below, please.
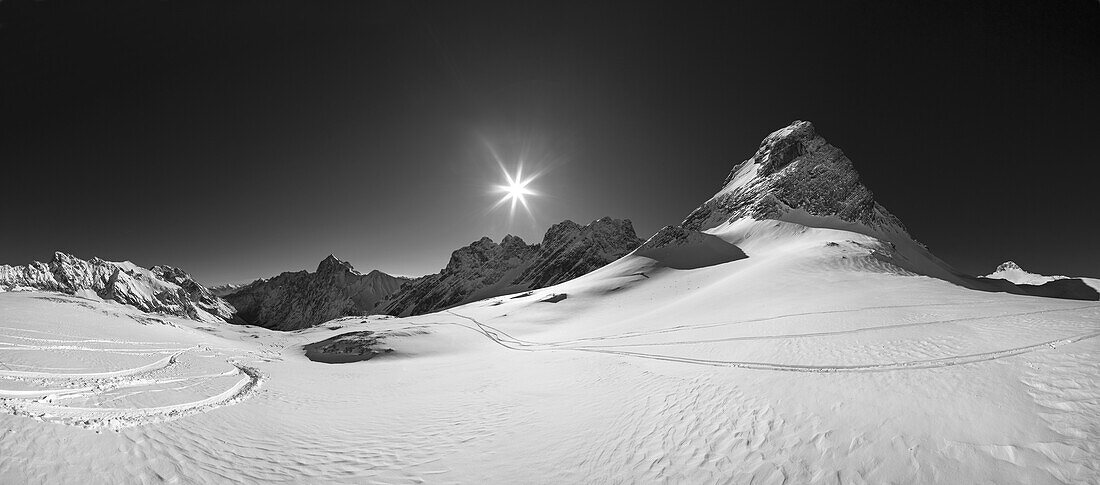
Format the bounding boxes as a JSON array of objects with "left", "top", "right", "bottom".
[
  {"left": 382, "top": 217, "right": 643, "bottom": 316},
  {"left": 222, "top": 255, "right": 409, "bottom": 331},
  {"left": 3, "top": 245, "right": 1097, "bottom": 482},
  {"left": 0, "top": 252, "right": 235, "bottom": 322}
]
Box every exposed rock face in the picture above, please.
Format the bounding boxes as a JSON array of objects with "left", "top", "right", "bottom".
[
  {"left": 0, "top": 252, "right": 236, "bottom": 322},
  {"left": 383, "top": 217, "right": 643, "bottom": 316},
  {"left": 514, "top": 218, "right": 644, "bottom": 288},
  {"left": 682, "top": 121, "right": 907, "bottom": 235},
  {"left": 223, "top": 255, "right": 409, "bottom": 331}
]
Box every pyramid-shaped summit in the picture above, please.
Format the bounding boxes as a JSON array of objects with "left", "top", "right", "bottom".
[
  {"left": 681, "top": 121, "right": 908, "bottom": 238},
  {"left": 317, "top": 254, "right": 356, "bottom": 274}
]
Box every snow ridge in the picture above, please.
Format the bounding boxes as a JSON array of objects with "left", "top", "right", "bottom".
[{"left": 0, "top": 252, "right": 235, "bottom": 322}]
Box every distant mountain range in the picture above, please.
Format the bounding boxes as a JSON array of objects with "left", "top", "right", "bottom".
[
  {"left": 381, "top": 217, "right": 643, "bottom": 317},
  {"left": 222, "top": 216, "right": 642, "bottom": 329},
  {"left": 0, "top": 252, "right": 237, "bottom": 323},
  {"left": 4, "top": 121, "right": 1094, "bottom": 330}
]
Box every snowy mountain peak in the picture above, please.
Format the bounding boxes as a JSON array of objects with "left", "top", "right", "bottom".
[
  {"left": 681, "top": 120, "right": 908, "bottom": 238},
  {"left": 753, "top": 120, "right": 818, "bottom": 176},
  {"left": 986, "top": 261, "right": 1068, "bottom": 286},
  {"left": 317, "top": 254, "right": 356, "bottom": 274}
]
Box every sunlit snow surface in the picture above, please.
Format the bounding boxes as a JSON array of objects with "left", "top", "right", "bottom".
[{"left": 2, "top": 230, "right": 1099, "bottom": 483}]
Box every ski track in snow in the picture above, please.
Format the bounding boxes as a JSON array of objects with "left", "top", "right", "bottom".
[
  {"left": 443, "top": 305, "right": 1100, "bottom": 373},
  {"left": 0, "top": 329, "right": 263, "bottom": 429}
]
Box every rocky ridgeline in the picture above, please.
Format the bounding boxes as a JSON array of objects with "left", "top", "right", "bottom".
[
  {"left": 682, "top": 121, "right": 907, "bottom": 235},
  {"left": 382, "top": 217, "right": 643, "bottom": 317},
  {"left": 0, "top": 252, "right": 236, "bottom": 322},
  {"left": 222, "top": 255, "right": 408, "bottom": 331}
]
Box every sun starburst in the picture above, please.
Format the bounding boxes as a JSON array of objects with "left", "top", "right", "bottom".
[{"left": 491, "top": 164, "right": 536, "bottom": 217}]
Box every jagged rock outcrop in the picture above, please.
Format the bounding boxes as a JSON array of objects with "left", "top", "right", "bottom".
[
  {"left": 383, "top": 217, "right": 643, "bottom": 316},
  {"left": 0, "top": 252, "right": 236, "bottom": 322},
  {"left": 223, "top": 255, "right": 409, "bottom": 331},
  {"left": 682, "top": 121, "right": 906, "bottom": 236},
  {"left": 513, "top": 218, "right": 645, "bottom": 288}
]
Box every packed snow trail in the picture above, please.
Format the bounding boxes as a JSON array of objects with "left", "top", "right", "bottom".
[{"left": 442, "top": 308, "right": 1100, "bottom": 372}]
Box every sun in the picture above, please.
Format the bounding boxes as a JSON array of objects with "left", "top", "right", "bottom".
[{"left": 491, "top": 165, "right": 537, "bottom": 217}]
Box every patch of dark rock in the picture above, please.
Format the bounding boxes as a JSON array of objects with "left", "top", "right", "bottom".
[
  {"left": 33, "top": 296, "right": 98, "bottom": 310},
  {"left": 511, "top": 291, "right": 534, "bottom": 299},
  {"left": 127, "top": 314, "right": 170, "bottom": 326},
  {"left": 540, "top": 293, "right": 567, "bottom": 303},
  {"left": 304, "top": 331, "right": 394, "bottom": 364}
]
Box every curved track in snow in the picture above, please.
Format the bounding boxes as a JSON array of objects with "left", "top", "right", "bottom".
[
  {"left": 0, "top": 330, "right": 263, "bottom": 429},
  {"left": 444, "top": 307, "right": 1100, "bottom": 372}
]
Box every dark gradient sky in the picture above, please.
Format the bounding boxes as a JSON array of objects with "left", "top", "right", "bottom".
[{"left": 2, "top": 1, "right": 1097, "bottom": 284}]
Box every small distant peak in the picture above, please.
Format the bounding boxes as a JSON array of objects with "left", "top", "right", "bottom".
[
  {"left": 52, "top": 251, "right": 78, "bottom": 263},
  {"left": 995, "top": 261, "right": 1024, "bottom": 273},
  {"left": 317, "top": 254, "right": 354, "bottom": 273},
  {"left": 500, "top": 234, "right": 528, "bottom": 251}
]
